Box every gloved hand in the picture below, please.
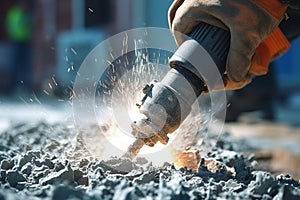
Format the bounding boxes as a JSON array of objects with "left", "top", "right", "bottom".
[{"left": 168, "top": 0, "right": 288, "bottom": 90}]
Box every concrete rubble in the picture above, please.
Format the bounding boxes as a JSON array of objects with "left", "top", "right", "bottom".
[{"left": 0, "top": 122, "right": 299, "bottom": 199}]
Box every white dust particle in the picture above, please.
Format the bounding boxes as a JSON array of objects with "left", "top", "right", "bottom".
[
  {"left": 18, "top": 97, "right": 28, "bottom": 105},
  {"left": 43, "top": 90, "right": 50, "bottom": 95},
  {"left": 33, "top": 93, "right": 42, "bottom": 104},
  {"left": 71, "top": 48, "right": 77, "bottom": 55},
  {"left": 52, "top": 76, "right": 58, "bottom": 86},
  {"left": 68, "top": 100, "right": 73, "bottom": 106}
]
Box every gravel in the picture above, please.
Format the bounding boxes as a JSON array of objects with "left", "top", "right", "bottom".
[{"left": 0, "top": 122, "right": 299, "bottom": 199}]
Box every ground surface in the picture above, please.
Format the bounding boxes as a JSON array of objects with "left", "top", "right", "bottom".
[
  {"left": 0, "top": 121, "right": 300, "bottom": 200},
  {"left": 0, "top": 95, "right": 299, "bottom": 199}
]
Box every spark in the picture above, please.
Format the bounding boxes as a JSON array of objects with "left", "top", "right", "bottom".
[
  {"left": 105, "top": 60, "right": 113, "bottom": 66},
  {"left": 48, "top": 83, "right": 52, "bottom": 89},
  {"left": 43, "top": 90, "right": 50, "bottom": 95},
  {"left": 32, "top": 92, "right": 42, "bottom": 104},
  {"left": 18, "top": 97, "right": 28, "bottom": 105},
  {"left": 69, "top": 88, "right": 76, "bottom": 99},
  {"left": 90, "top": 33, "right": 175, "bottom": 162},
  {"left": 51, "top": 76, "right": 58, "bottom": 86},
  {"left": 109, "top": 51, "right": 115, "bottom": 60},
  {"left": 122, "top": 33, "right": 128, "bottom": 55},
  {"left": 88, "top": 7, "right": 94, "bottom": 13},
  {"left": 68, "top": 100, "right": 73, "bottom": 106},
  {"left": 71, "top": 48, "right": 77, "bottom": 55}
]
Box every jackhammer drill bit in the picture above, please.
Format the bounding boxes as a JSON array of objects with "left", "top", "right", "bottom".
[{"left": 123, "top": 138, "right": 145, "bottom": 159}]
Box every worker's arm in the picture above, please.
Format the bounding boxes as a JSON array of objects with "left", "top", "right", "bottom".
[{"left": 168, "top": 0, "right": 290, "bottom": 90}]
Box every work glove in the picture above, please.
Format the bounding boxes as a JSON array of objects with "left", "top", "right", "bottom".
[{"left": 168, "top": 0, "right": 289, "bottom": 90}]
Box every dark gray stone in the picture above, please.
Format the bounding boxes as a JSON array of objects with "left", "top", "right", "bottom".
[
  {"left": 0, "top": 170, "right": 6, "bottom": 183},
  {"left": 20, "top": 163, "right": 33, "bottom": 176},
  {"left": 40, "top": 164, "right": 74, "bottom": 185},
  {"left": 0, "top": 160, "right": 13, "bottom": 170},
  {"left": 6, "top": 170, "right": 26, "bottom": 188}
]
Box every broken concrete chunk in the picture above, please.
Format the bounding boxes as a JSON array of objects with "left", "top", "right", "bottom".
[
  {"left": 20, "top": 163, "right": 33, "bottom": 176},
  {"left": 133, "top": 170, "right": 158, "bottom": 184},
  {"left": 135, "top": 157, "right": 148, "bottom": 165},
  {"left": 54, "top": 162, "right": 65, "bottom": 172},
  {"left": 113, "top": 180, "right": 145, "bottom": 200},
  {"left": 247, "top": 171, "right": 276, "bottom": 195},
  {"left": 51, "top": 184, "right": 85, "bottom": 200},
  {"left": 6, "top": 170, "right": 26, "bottom": 188},
  {"left": 100, "top": 157, "right": 139, "bottom": 174},
  {"left": 42, "top": 158, "right": 54, "bottom": 169},
  {"left": 273, "top": 185, "right": 300, "bottom": 200},
  {"left": 77, "top": 175, "right": 89, "bottom": 186},
  {"left": 0, "top": 152, "right": 9, "bottom": 162},
  {"left": 74, "top": 169, "right": 84, "bottom": 182},
  {"left": 0, "top": 160, "right": 14, "bottom": 170},
  {"left": 0, "top": 170, "right": 6, "bottom": 183},
  {"left": 173, "top": 150, "right": 200, "bottom": 172},
  {"left": 40, "top": 165, "right": 74, "bottom": 185},
  {"left": 17, "top": 153, "right": 35, "bottom": 169}
]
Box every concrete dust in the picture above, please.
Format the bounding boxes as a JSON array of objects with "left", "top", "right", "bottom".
[
  {"left": 226, "top": 121, "right": 300, "bottom": 179},
  {"left": 0, "top": 122, "right": 300, "bottom": 199},
  {"left": 249, "top": 149, "right": 300, "bottom": 180}
]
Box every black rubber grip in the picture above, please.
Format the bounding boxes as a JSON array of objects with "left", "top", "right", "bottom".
[
  {"left": 188, "top": 23, "right": 230, "bottom": 75},
  {"left": 169, "top": 23, "right": 230, "bottom": 94}
]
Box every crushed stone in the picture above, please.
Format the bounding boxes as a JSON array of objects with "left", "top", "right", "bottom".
[{"left": 0, "top": 122, "right": 299, "bottom": 199}]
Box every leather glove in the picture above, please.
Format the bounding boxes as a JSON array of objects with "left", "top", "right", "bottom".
[{"left": 168, "top": 0, "right": 288, "bottom": 90}]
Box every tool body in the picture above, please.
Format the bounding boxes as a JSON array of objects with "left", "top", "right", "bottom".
[
  {"left": 123, "top": 22, "right": 288, "bottom": 159},
  {"left": 123, "top": 23, "right": 230, "bottom": 159}
]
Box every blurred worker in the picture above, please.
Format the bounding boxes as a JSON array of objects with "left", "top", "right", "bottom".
[
  {"left": 168, "top": 0, "right": 300, "bottom": 121},
  {"left": 6, "top": 0, "right": 33, "bottom": 92},
  {"left": 225, "top": 63, "right": 278, "bottom": 121}
]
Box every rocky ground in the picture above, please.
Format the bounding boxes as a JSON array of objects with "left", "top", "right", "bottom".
[{"left": 0, "top": 122, "right": 299, "bottom": 200}]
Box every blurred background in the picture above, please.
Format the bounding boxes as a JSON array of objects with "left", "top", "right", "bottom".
[
  {"left": 0, "top": 0, "right": 172, "bottom": 94},
  {"left": 0, "top": 0, "right": 299, "bottom": 125},
  {"left": 0, "top": 0, "right": 174, "bottom": 127}
]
